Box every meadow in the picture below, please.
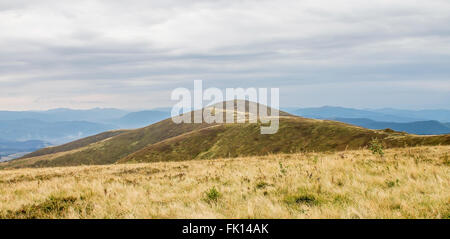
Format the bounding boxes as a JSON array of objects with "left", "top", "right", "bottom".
[{"left": 0, "top": 145, "right": 449, "bottom": 219}]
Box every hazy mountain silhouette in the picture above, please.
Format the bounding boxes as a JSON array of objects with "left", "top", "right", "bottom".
[
  {"left": 291, "top": 106, "right": 422, "bottom": 122},
  {"left": 0, "top": 108, "right": 128, "bottom": 122},
  {"left": 371, "top": 108, "right": 450, "bottom": 122},
  {"left": 112, "top": 110, "right": 170, "bottom": 128},
  {"left": 0, "top": 119, "right": 117, "bottom": 144},
  {"left": 334, "top": 118, "right": 450, "bottom": 135}
]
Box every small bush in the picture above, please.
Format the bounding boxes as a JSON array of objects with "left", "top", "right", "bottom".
[
  {"left": 294, "top": 195, "right": 317, "bottom": 205},
  {"left": 255, "top": 181, "right": 269, "bottom": 189},
  {"left": 3, "top": 196, "right": 83, "bottom": 219},
  {"left": 205, "top": 187, "right": 221, "bottom": 202},
  {"left": 279, "top": 162, "right": 287, "bottom": 175},
  {"left": 369, "top": 138, "right": 384, "bottom": 157},
  {"left": 284, "top": 188, "right": 322, "bottom": 207},
  {"left": 285, "top": 193, "right": 320, "bottom": 207},
  {"left": 385, "top": 179, "right": 399, "bottom": 188},
  {"left": 441, "top": 153, "right": 449, "bottom": 165}
]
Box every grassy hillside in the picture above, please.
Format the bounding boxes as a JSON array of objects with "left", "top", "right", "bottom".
[
  {"left": 0, "top": 146, "right": 448, "bottom": 219},
  {"left": 20, "top": 130, "right": 129, "bottom": 159},
  {"left": 120, "top": 117, "right": 450, "bottom": 163},
  {"left": 2, "top": 101, "right": 450, "bottom": 169}
]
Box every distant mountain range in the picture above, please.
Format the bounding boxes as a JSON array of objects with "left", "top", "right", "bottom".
[
  {"left": 110, "top": 110, "right": 170, "bottom": 129},
  {"left": 333, "top": 118, "right": 450, "bottom": 135},
  {"left": 284, "top": 106, "right": 450, "bottom": 122},
  {"left": 0, "top": 108, "right": 129, "bottom": 122},
  {"left": 0, "top": 119, "right": 117, "bottom": 144},
  {"left": 284, "top": 106, "right": 450, "bottom": 135},
  {"left": 370, "top": 108, "right": 450, "bottom": 122}
]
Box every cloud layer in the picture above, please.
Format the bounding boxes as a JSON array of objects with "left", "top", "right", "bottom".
[{"left": 1, "top": 0, "right": 449, "bottom": 110}]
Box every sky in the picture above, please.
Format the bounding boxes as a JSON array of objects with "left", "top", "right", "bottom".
[{"left": 0, "top": 0, "right": 449, "bottom": 110}]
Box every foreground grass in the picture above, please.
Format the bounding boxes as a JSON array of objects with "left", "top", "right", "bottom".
[{"left": 0, "top": 146, "right": 449, "bottom": 219}]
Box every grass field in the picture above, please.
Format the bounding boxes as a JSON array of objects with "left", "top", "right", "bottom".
[{"left": 0, "top": 146, "right": 449, "bottom": 219}]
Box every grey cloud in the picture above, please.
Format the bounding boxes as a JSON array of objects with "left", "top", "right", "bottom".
[{"left": 0, "top": 0, "right": 449, "bottom": 110}]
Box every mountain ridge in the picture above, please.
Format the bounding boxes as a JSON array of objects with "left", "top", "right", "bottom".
[
  {"left": 2, "top": 101, "right": 450, "bottom": 169},
  {"left": 332, "top": 118, "right": 450, "bottom": 135}
]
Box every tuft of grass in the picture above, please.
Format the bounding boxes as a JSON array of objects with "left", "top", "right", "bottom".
[
  {"left": 279, "top": 162, "right": 287, "bottom": 175},
  {"left": 285, "top": 193, "right": 320, "bottom": 207},
  {"left": 369, "top": 138, "right": 385, "bottom": 157},
  {"left": 284, "top": 187, "right": 324, "bottom": 207},
  {"left": 441, "top": 153, "right": 449, "bottom": 166},
  {"left": 255, "top": 181, "right": 269, "bottom": 189},
  {"left": 1, "top": 195, "right": 92, "bottom": 219},
  {"left": 204, "top": 187, "right": 221, "bottom": 203},
  {"left": 385, "top": 179, "right": 400, "bottom": 188}
]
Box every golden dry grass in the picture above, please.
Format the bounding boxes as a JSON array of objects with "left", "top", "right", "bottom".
[{"left": 0, "top": 146, "right": 449, "bottom": 219}]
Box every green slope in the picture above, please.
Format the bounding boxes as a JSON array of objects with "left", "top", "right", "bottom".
[
  {"left": 120, "top": 117, "right": 450, "bottom": 163},
  {"left": 20, "top": 130, "right": 129, "bottom": 159}
]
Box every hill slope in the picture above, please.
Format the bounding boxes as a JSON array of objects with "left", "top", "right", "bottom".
[
  {"left": 119, "top": 117, "right": 450, "bottom": 163},
  {"left": 19, "top": 130, "right": 129, "bottom": 159}
]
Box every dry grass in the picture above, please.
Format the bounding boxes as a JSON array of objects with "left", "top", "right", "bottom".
[{"left": 0, "top": 146, "right": 449, "bottom": 219}]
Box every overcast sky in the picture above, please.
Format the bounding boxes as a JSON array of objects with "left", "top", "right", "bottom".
[{"left": 0, "top": 0, "right": 449, "bottom": 110}]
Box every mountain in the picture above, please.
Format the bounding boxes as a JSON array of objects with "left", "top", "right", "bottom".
[
  {"left": 43, "top": 108, "right": 129, "bottom": 122},
  {"left": 371, "top": 108, "right": 450, "bottom": 122},
  {"left": 333, "top": 118, "right": 450, "bottom": 135},
  {"left": 0, "top": 108, "right": 128, "bottom": 122},
  {"left": 2, "top": 100, "right": 450, "bottom": 169},
  {"left": 119, "top": 118, "right": 450, "bottom": 164},
  {"left": 150, "top": 107, "right": 173, "bottom": 113},
  {"left": 112, "top": 110, "right": 170, "bottom": 128},
  {"left": 292, "top": 106, "right": 421, "bottom": 122},
  {"left": 289, "top": 106, "right": 450, "bottom": 123},
  {"left": 0, "top": 119, "right": 117, "bottom": 144},
  {"left": 0, "top": 111, "right": 47, "bottom": 121}
]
